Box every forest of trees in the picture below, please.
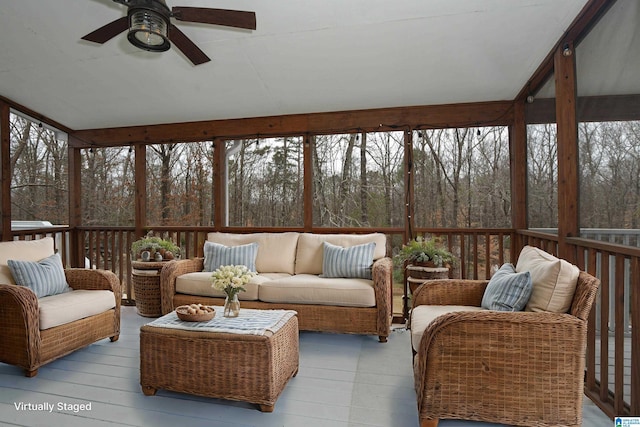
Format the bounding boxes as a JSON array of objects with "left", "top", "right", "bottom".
[{"left": 8, "top": 112, "right": 640, "bottom": 239}]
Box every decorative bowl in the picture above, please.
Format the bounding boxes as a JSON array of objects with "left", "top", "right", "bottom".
[{"left": 175, "top": 304, "right": 215, "bottom": 322}]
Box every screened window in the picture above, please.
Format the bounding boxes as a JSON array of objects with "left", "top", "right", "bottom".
[
  {"left": 413, "top": 127, "right": 511, "bottom": 228},
  {"left": 226, "top": 137, "right": 303, "bottom": 227},
  {"left": 312, "top": 131, "right": 404, "bottom": 228},
  {"left": 81, "top": 147, "right": 135, "bottom": 226},
  {"left": 10, "top": 112, "right": 68, "bottom": 227}
]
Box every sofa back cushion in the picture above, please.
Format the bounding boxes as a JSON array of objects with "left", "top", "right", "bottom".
[
  {"left": 207, "top": 232, "right": 299, "bottom": 274},
  {"left": 203, "top": 242, "right": 258, "bottom": 272},
  {"left": 515, "top": 245, "right": 579, "bottom": 313},
  {"left": 321, "top": 242, "right": 376, "bottom": 279},
  {"left": 0, "top": 237, "right": 55, "bottom": 285},
  {"left": 295, "top": 233, "right": 387, "bottom": 275}
]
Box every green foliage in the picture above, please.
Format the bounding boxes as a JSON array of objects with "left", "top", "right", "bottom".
[
  {"left": 131, "top": 233, "right": 180, "bottom": 258},
  {"left": 393, "top": 236, "right": 455, "bottom": 268}
]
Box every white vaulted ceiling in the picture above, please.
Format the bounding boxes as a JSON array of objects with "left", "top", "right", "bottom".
[{"left": 0, "top": 0, "right": 591, "bottom": 130}]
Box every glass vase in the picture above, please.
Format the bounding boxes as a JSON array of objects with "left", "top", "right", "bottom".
[{"left": 224, "top": 293, "right": 240, "bottom": 318}]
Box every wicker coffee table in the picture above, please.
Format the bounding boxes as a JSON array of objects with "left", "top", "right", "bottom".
[{"left": 139, "top": 307, "right": 299, "bottom": 412}]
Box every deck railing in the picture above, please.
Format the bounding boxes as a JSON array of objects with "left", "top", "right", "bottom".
[{"left": 8, "top": 225, "right": 639, "bottom": 417}]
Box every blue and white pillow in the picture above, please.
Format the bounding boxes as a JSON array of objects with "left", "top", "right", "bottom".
[
  {"left": 481, "top": 263, "right": 532, "bottom": 311},
  {"left": 7, "top": 253, "right": 71, "bottom": 298},
  {"left": 203, "top": 241, "right": 258, "bottom": 272},
  {"left": 321, "top": 242, "right": 376, "bottom": 279}
]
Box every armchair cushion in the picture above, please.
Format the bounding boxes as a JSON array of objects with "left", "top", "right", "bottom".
[
  {"left": 410, "top": 305, "right": 485, "bottom": 351},
  {"left": 203, "top": 242, "right": 258, "bottom": 272},
  {"left": 516, "top": 245, "right": 579, "bottom": 313},
  {"left": 8, "top": 253, "right": 71, "bottom": 298},
  {"left": 38, "top": 289, "right": 116, "bottom": 330},
  {"left": 481, "top": 263, "right": 532, "bottom": 311}
]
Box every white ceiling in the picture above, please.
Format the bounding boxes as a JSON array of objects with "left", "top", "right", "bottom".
[{"left": 0, "top": 0, "right": 591, "bottom": 131}]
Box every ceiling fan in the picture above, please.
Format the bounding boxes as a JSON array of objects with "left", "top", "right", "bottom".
[{"left": 82, "top": 0, "right": 256, "bottom": 65}]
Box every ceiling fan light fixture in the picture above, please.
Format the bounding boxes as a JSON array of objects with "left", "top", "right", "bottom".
[{"left": 127, "top": 9, "right": 170, "bottom": 52}]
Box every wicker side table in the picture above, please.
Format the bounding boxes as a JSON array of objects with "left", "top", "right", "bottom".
[
  {"left": 131, "top": 260, "right": 166, "bottom": 317},
  {"left": 406, "top": 265, "right": 450, "bottom": 295}
]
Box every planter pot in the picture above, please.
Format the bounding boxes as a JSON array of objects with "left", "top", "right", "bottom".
[{"left": 407, "top": 264, "right": 450, "bottom": 294}]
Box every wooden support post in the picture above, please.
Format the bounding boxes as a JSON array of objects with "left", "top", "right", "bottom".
[
  {"left": 303, "top": 134, "right": 313, "bottom": 231},
  {"left": 134, "top": 143, "right": 147, "bottom": 239},
  {"left": 0, "top": 101, "right": 10, "bottom": 241},
  {"left": 67, "top": 139, "right": 83, "bottom": 267},
  {"left": 631, "top": 256, "right": 640, "bottom": 414},
  {"left": 213, "top": 139, "right": 224, "bottom": 228},
  {"left": 509, "top": 100, "right": 528, "bottom": 260},
  {"left": 554, "top": 41, "right": 579, "bottom": 264},
  {"left": 404, "top": 129, "right": 414, "bottom": 242}
]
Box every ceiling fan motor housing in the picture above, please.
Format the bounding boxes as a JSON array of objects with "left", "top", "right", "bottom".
[
  {"left": 85, "top": 0, "right": 256, "bottom": 65},
  {"left": 127, "top": 0, "right": 171, "bottom": 52}
]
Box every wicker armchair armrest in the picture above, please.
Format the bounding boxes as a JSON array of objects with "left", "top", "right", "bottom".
[
  {"left": 372, "top": 257, "right": 393, "bottom": 341},
  {"left": 412, "top": 279, "right": 489, "bottom": 307},
  {"left": 160, "top": 258, "right": 205, "bottom": 314},
  {"left": 0, "top": 284, "right": 41, "bottom": 370},
  {"left": 414, "top": 310, "right": 586, "bottom": 418},
  {"left": 65, "top": 269, "right": 121, "bottom": 297}
]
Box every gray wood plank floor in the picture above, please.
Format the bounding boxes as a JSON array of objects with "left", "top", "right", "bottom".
[{"left": 0, "top": 307, "right": 612, "bottom": 427}]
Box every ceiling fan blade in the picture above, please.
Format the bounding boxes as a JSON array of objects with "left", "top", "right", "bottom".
[
  {"left": 81, "top": 16, "right": 129, "bottom": 44},
  {"left": 169, "top": 24, "right": 211, "bottom": 65},
  {"left": 172, "top": 7, "right": 256, "bottom": 30}
]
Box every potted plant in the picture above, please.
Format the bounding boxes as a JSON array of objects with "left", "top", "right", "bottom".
[
  {"left": 394, "top": 235, "right": 455, "bottom": 268},
  {"left": 131, "top": 233, "right": 181, "bottom": 261},
  {"left": 394, "top": 236, "right": 455, "bottom": 294}
]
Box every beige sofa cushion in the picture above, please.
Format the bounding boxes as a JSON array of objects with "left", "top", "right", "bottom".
[
  {"left": 410, "top": 305, "right": 486, "bottom": 352},
  {"left": 516, "top": 245, "right": 579, "bottom": 313},
  {"left": 295, "top": 233, "right": 387, "bottom": 275},
  {"left": 207, "top": 232, "right": 299, "bottom": 274},
  {"left": 0, "top": 237, "right": 55, "bottom": 285},
  {"left": 258, "top": 274, "right": 375, "bottom": 307},
  {"left": 176, "top": 272, "right": 291, "bottom": 301},
  {"left": 38, "top": 289, "right": 116, "bottom": 330}
]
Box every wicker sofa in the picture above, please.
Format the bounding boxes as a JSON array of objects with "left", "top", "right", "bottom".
[
  {"left": 0, "top": 237, "right": 121, "bottom": 377},
  {"left": 160, "top": 232, "right": 393, "bottom": 342},
  {"left": 409, "top": 246, "right": 600, "bottom": 427}
]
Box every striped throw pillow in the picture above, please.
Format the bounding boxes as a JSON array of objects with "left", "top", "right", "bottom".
[
  {"left": 481, "top": 263, "right": 532, "bottom": 311},
  {"left": 7, "top": 253, "right": 71, "bottom": 298},
  {"left": 203, "top": 242, "right": 258, "bottom": 272},
  {"left": 321, "top": 242, "right": 376, "bottom": 279}
]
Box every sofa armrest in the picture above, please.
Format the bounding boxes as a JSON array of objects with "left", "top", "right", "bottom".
[
  {"left": 414, "top": 310, "right": 586, "bottom": 419},
  {"left": 160, "top": 258, "right": 205, "bottom": 314},
  {"left": 0, "top": 284, "right": 41, "bottom": 370},
  {"left": 372, "top": 257, "right": 393, "bottom": 341},
  {"left": 412, "top": 279, "right": 489, "bottom": 308}
]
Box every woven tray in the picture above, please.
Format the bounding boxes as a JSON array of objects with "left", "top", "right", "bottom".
[{"left": 176, "top": 304, "right": 215, "bottom": 322}]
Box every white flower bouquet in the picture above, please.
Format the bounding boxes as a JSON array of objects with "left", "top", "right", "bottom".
[{"left": 210, "top": 264, "right": 255, "bottom": 298}]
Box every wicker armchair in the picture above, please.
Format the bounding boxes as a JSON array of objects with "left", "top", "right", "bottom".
[
  {"left": 410, "top": 271, "right": 600, "bottom": 427},
  {"left": 0, "top": 255, "right": 121, "bottom": 377}
]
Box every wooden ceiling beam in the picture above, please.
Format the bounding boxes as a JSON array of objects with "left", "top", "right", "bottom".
[
  {"left": 516, "top": 0, "right": 617, "bottom": 102},
  {"left": 70, "top": 101, "right": 514, "bottom": 148},
  {"left": 0, "top": 95, "right": 73, "bottom": 135}
]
